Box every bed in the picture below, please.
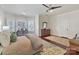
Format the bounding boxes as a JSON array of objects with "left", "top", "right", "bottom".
[{"left": 42, "top": 36, "right": 70, "bottom": 49}]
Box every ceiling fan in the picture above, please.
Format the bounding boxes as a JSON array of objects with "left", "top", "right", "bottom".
[{"left": 42, "top": 4, "right": 62, "bottom": 12}]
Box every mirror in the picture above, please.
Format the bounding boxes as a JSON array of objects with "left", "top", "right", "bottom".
[{"left": 42, "top": 22, "right": 47, "bottom": 29}]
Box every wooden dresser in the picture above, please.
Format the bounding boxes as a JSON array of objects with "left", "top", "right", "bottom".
[{"left": 41, "top": 29, "right": 50, "bottom": 37}]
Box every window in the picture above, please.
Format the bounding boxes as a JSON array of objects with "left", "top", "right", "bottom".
[{"left": 5, "top": 19, "right": 35, "bottom": 34}]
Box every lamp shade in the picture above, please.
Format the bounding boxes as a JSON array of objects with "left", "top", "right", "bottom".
[{"left": 3, "top": 26, "right": 10, "bottom": 31}]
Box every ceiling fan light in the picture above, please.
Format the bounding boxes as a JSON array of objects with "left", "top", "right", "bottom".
[
  {"left": 22, "top": 12, "right": 26, "bottom": 15},
  {"left": 49, "top": 10, "right": 53, "bottom": 12}
]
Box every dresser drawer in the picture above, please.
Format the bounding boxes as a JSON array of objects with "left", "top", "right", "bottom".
[{"left": 41, "top": 29, "right": 50, "bottom": 37}]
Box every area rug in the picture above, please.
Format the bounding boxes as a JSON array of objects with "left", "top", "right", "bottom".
[{"left": 40, "top": 47, "right": 66, "bottom": 55}]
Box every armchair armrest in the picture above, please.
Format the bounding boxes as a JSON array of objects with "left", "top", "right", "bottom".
[{"left": 33, "top": 44, "right": 43, "bottom": 55}]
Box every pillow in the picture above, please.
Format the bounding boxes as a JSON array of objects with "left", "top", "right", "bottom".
[
  {"left": 0, "top": 31, "right": 10, "bottom": 47},
  {"left": 26, "top": 34, "right": 43, "bottom": 50},
  {"left": 2, "top": 36, "right": 33, "bottom": 55}
]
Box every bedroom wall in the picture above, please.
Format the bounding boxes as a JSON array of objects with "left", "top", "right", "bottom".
[
  {"left": 0, "top": 9, "right": 4, "bottom": 32},
  {"left": 35, "top": 14, "right": 39, "bottom": 36},
  {"left": 49, "top": 15, "right": 58, "bottom": 35},
  {"left": 50, "top": 10, "right": 79, "bottom": 39}
]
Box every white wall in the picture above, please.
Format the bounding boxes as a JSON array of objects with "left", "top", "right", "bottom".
[
  {"left": 49, "top": 15, "right": 58, "bottom": 35},
  {"left": 35, "top": 14, "right": 39, "bottom": 36},
  {"left": 50, "top": 10, "right": 79, "bottom": 39},
  {"left": 0, "top": 9, "right": 4, "bottom": 32}
]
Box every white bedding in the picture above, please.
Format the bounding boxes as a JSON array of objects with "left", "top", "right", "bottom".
[{"left": 44, "top": 36, "right": 70, "bottom": 48}]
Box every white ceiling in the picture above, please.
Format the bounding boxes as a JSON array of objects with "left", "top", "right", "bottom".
[{"left": 0, "top": 4, "right": 79, "bottom": 16}]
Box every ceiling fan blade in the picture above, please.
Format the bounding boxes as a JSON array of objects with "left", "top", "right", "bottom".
[
  {"left": 50, "top": 6, "right": 62, "bottom": 9},
  {"left": 42, "top": 4, "right": 49, "bottom": 8}
]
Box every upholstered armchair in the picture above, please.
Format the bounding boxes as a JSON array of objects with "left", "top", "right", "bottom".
[
  {"left": 2, "top": 36, "right": 33, "bottom": 55},
  {"left": 2, "top": 36, "right": 43, "bottom": 55}
]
